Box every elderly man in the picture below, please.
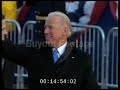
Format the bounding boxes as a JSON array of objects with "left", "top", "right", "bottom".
[
  {"left": 1, "top": 14, "right": 8, "bottom": 89},
  {"left": 2, "top": 11, "right": 99, "bottom": 89},
  {"left": 2, "top": 14, "right": 16, "bottom": 89}
]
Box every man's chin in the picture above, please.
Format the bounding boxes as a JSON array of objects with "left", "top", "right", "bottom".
[{"left": 46, "top": 41, "right": 53, "bottom": 47}]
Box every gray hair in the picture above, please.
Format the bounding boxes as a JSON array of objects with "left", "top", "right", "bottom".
[{"left": 48, "top": 11, "right": 72, "bottom": 37}]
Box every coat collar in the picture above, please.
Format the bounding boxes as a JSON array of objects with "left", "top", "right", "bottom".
[{"left": 55, "top": 41, "right": 74, "bottom": 64}]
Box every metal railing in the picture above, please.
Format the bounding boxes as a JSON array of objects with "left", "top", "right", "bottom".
[
  {"left": 22, "top": 21, "right": 36, "bottom": 44},
  {"left": 105, "top": 27, "right": 118, "bottom": 88},
  {"left": 71, "top": 23, "right": 106, "bottom": 88},
  {"left": 21, "top": 21, "right": 37, "bottom": 88}
]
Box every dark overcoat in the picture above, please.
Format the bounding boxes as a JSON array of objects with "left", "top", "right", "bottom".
[{"left": 2, "top": 39, "right": 99, "bottom": 89}]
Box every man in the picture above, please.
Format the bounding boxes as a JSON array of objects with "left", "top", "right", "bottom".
[
  {"left": 2, "top": 14, "right": 17, "bottom": 89},
  {"left": 2, "top": 11, "right": 99, "bottom": 89},
  {"left": 1, "top": 14, "right": 8, "bottom": 89}
]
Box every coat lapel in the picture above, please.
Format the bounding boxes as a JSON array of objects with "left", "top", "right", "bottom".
[{"left": 56, "top": 42, "right": 73, "bottom": 64}]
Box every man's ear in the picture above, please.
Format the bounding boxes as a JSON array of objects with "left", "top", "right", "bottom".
[{"left": 62, "top": 27, "right": 68, "bottom": 36}]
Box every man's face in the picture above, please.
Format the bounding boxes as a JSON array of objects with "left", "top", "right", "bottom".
[
  {"left": 2, "top": 20, "right": 8, "bottom": 40},
  {"left": 44, "top": 16, "right": 67, "bottom": 47}
]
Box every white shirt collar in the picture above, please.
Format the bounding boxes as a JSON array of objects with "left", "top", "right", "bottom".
[{"left": 53, "top": 42, "right": 67, "bottom": 57}]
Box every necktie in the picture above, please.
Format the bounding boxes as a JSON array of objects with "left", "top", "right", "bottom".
[{"left": 53, "top": 49, "right": 59, "bottom": 63}]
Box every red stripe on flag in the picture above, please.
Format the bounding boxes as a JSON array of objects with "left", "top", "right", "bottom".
[
  {"left": 17, "top": 4, "right": 30, "bottom": 24},
  {"left": 109, "top": 1, "right": 118, "bottom": 22},
  {"left": 88, "top": 1, "right": 107, "bottom": 25}
]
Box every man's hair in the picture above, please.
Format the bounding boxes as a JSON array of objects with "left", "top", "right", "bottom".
[{"left": 48, "top": 11, "right": 72, "bottom": 37}]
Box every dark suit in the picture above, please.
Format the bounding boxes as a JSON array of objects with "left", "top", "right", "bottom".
[{"left": 2, "top": 39, "right": 99, "bottom": 89}]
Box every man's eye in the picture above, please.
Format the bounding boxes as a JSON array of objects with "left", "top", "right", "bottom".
[
  {"left": 49, "top": 27, "right": 52, "bottom": 29},
  {"left": 49, "top": 26, "right": 53, "bottom": 30}
]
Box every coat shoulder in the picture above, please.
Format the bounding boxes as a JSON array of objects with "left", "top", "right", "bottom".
[
  {"left": 73, "top": 47, "right": 91, "bottom": 59},
  {"left": 71, "top": 47, "right": 92, "bottom": 65}
]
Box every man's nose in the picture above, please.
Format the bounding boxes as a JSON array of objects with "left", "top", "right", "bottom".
[{"left": 44, "top": 28, "right": 49, "bottom": 34}]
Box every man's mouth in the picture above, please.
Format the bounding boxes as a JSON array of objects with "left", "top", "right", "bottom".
[{"left": 45, "top": 35, "right": 52, "bottom": 39}]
